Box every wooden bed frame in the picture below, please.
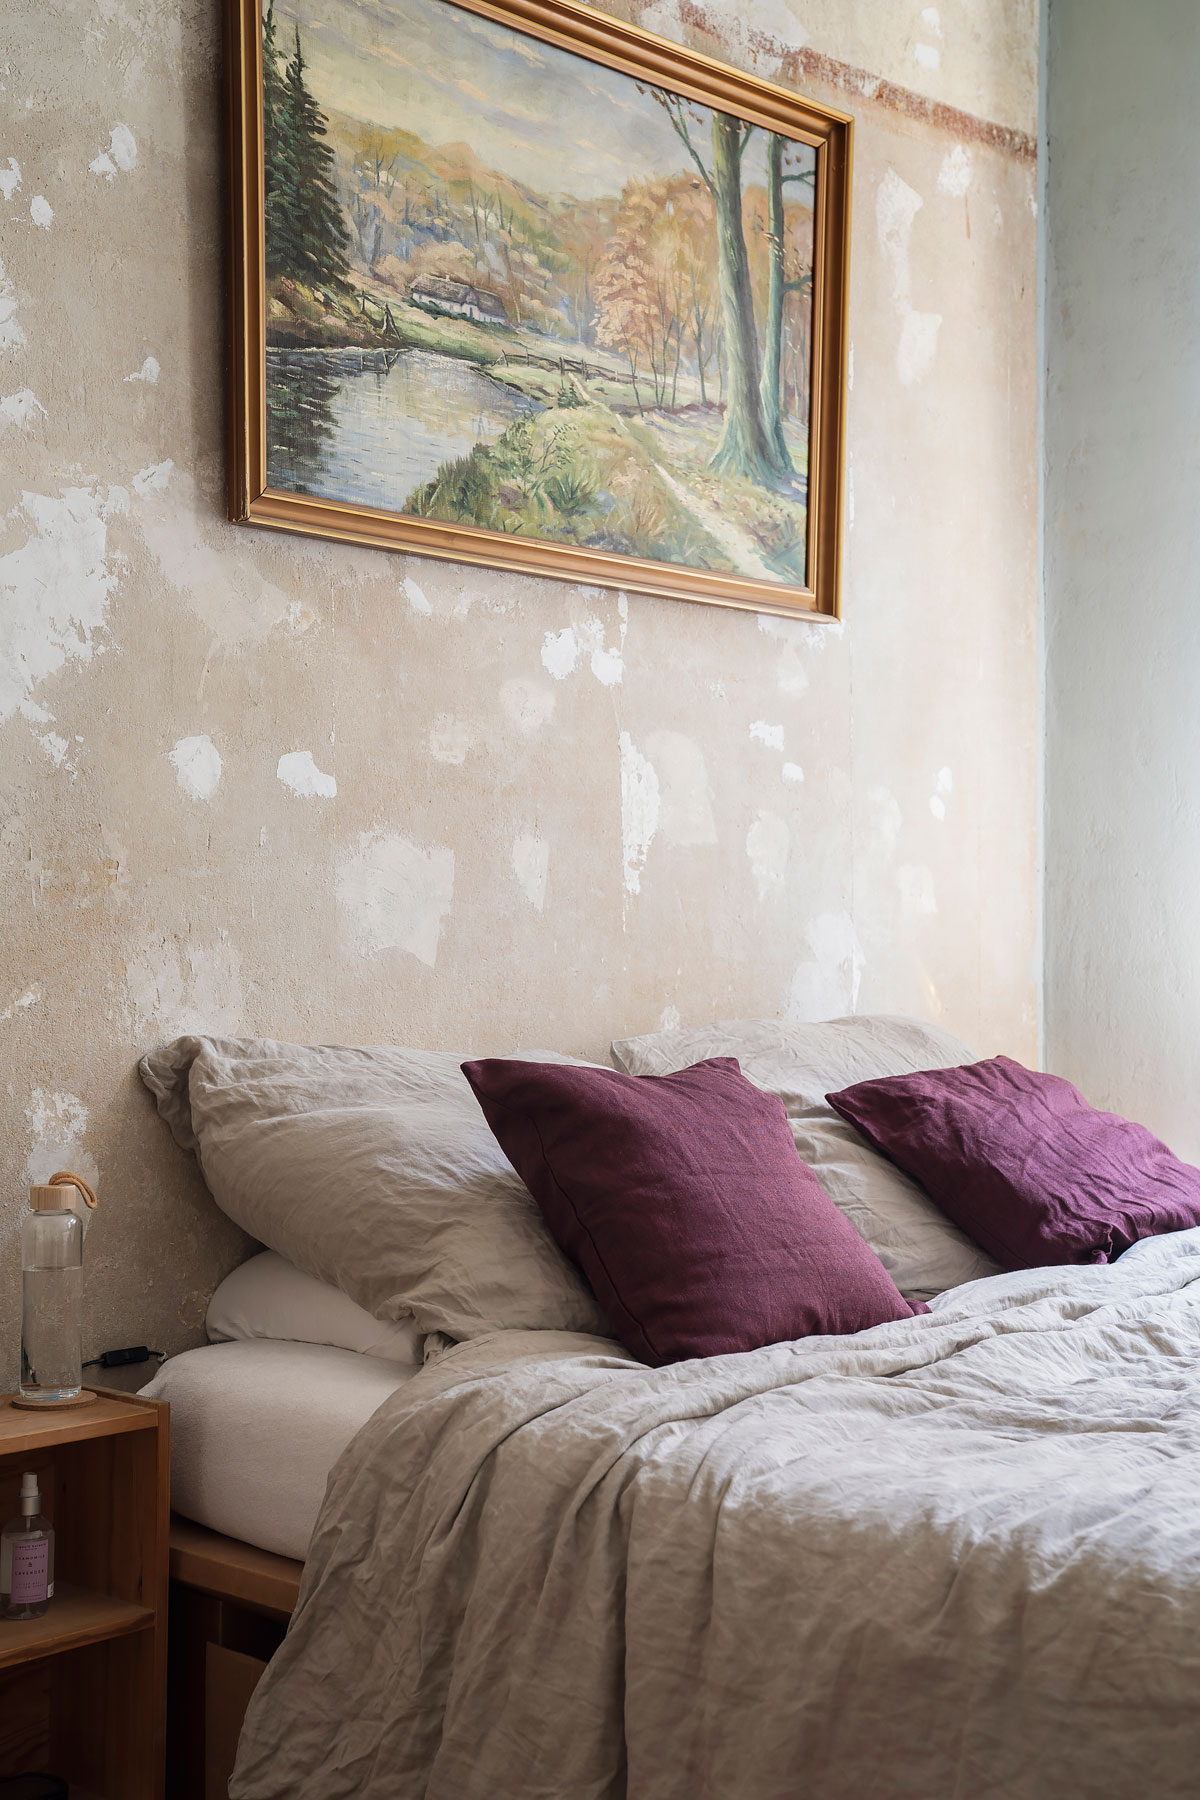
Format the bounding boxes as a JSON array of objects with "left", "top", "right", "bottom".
[{"left": 166, "top": 1516, "right": 302, "bottom": 1800}]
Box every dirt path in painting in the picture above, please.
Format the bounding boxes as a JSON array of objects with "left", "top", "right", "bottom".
[{"left": 656, "top": 468, "right": 779, "bottom": 581}]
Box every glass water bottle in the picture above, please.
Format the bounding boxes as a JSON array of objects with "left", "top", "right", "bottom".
[{"left": 20, "top": 1183, "right": 84, "bottom": 1403}]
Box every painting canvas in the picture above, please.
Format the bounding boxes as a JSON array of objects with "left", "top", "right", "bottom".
[{"left": 229, "top": 0, "right": 851, "bottom": 616}]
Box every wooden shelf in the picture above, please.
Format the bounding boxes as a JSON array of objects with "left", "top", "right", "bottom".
[
  {"left": 0, "top": 1581, "right": 154, "bottom": 1670},
  {"left": 0, "top": 1384, "right": 169, "bottom": 1797}
]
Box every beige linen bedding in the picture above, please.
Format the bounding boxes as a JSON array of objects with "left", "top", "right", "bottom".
[{"left": 231, "top": 1230, "right": 1200, "bottom": 1800}]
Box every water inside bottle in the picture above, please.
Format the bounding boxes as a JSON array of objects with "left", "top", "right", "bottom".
[{"left": 20, "top": 1265, "right": 83, "bottom": 1400}]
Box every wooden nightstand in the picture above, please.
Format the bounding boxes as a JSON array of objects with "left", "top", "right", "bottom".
[{"left": 0, "top": 1387, "right": 169, "bottom": 1799}]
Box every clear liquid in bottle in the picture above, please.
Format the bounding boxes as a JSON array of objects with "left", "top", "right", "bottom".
[{"left": 19, "top": 1188, "right": 84, "bottom": 1404}]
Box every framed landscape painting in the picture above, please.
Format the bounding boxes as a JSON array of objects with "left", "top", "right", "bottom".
[{"left": 227, "top": 0, "right": 852, "bottom": 617}]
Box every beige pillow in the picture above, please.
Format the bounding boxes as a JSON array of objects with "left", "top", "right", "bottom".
[
  {"left": 140, "top": 1036, "right": 613, "bottom": 1341},
  {"left": 610, "top": 1015, "right": 1000, "bottom": 1302}
]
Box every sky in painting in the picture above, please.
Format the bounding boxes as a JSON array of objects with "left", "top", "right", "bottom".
[{"left": 272, "top": 0, "right": 813, "bottom": 200}]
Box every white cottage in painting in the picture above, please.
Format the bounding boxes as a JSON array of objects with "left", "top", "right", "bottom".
[{"left": 409, "top": 275, "right": 509, "bottom": 325}]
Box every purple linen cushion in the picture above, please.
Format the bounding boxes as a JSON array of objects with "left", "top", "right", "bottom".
[
  {"left": 826, "top": 1054, "right": 1200, "bottom": 1270},
  {"left": 461, "top": 1055, "right": 923, "bottom": 1366}
]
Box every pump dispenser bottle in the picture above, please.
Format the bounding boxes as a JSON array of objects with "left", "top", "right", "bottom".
[{"left": 1, "top": 1471, "right": 55, "bottom": 1619}]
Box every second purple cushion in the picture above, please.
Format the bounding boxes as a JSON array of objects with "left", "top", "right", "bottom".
[
  {"left": 827, "top": 1054, "right": 1200, "bottom": 1270},
  {"left": 461, "top": 1055, "right": 923, "bottom": 1366}
]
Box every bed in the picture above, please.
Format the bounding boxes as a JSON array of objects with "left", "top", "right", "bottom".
[{"left": 137, "top": 1020, "right": 1200, "bottom": 1800}]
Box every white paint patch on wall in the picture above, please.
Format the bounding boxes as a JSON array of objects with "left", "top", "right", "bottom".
[
  {"left": 877, "top": 169, "right": 943, "bottom": 386},
  {"left": 133, "top": 459, "right": 173, "bottom": 495},
  {"left": 29, "top": 195, "right": 52, "bottom": 230},
  {"left": 125, "top": 356, "right": 159, "bottom": 384},
  {"left": 0, "top": 255, "right": 26, "bottom": 355},
  {"left": 749, "top": 720, "right": 785, "bottom": 750},
  {"left": 277, "top": 749, "right": 336, "bottom": 799},
  {"left": 23, "top": 1090, "right": 99, "bottom": 1195},
  {"left": 126, "top": 934, "right": 244, "bottom": 1038},
  {"left": 898, "top": 863, "right": 939, "bottom": 916},
  {"left": 500, "top": 677, "right": 555, "bottom": 736},
  {"left": 429, "top": 715, "right": 472, "bottom": 764},
  {"left": 0, "top": 486, "right": 120, "bottom": 725},
  {"left": 1, "top": 389, "right": 46, "bottom": 430},
  {"left": 401, "top": 575, "right": 432, "bottom": 615},
  {"left": 658, "top": 1003, "right": 681, "bottom": 1031},
  {"left": 511, "top": 831, "right": 549, "bottom": 912},
  {"left": 0, "top": 159, "right": 21, "bottom": 201},
  {"left": 89, "top": 124, "right": 137, "bottom": 180},
  {"left": 618, "top": 731, "right": 660, "bottom": 897},
  {"left": 644, "top": 730, "right": 717, "bottom": 846},
  {"left": 137, "top": 467, "right": 294, "bottom": 646},
  {"left": 929, "top": 765, "right": 953, "bottom": 820},
  {"left": 921, "top": 5, "right": 941, "bottom": 29},
  {"left": 0, "top": 984, "right": 41, "bottom": 1024},
  {"left": 868, "top": 784, "right": 904, "bottom": 849},
  {"left": 541, "top": 626, "right": 580, "bottom": 680},
  {"left": 782, "top": 762, "right": 805, "bottom": 783},
  {"left": 746, "top": 809, "right": 790, "bottom": 899},
  {"left": 169, "top": 734, "right": 222, "bottom": 802},
  {"left": 914, "top": 42, "right": 940, "bottom": 69},
  {"left": 786, "top": 911, "right": 866, "bottom": 1022},
  {"left": 337, "top": 830, "right": 454, "bottom": 967},
  {"left": 938, "top": 146, "right": 973, "bottom": 198}
]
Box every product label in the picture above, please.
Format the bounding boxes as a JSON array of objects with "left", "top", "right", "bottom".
[{"left": 11, "top": 1538, "right": 49, "bottom": 1605}]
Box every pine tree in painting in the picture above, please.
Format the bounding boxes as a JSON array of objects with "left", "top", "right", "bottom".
[{"left": 262, "top": 11, "right": 350, "bottom": 288}]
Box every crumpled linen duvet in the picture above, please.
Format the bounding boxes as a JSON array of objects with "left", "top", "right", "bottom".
[{"left": 231, "top": 1230, "right": 1200, "bottom": 1800}]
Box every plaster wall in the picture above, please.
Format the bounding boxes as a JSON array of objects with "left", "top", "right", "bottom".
[
  {"left": 1044, "top": 0, "right": 1200, "bottom": 1156},
  {"left": 0, "top": 0, "right": 1039, "bottom": 1382}
]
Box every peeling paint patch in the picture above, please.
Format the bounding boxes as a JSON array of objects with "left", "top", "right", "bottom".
[
  {"left": 1, "top": 983, "right": 41, "bottom": 1023},
  {"left": 133, "top": 459, "right": 173, "bottom": 495},
  {"left": 89, "top": 123, "right": 137, "bottom": 180},
  {"left": 786, "top": 912, "right": 865, "bottom": 1022},
  {"left": 500, "top": 676, "right": 555, "bottom": 736},
  {"left": 512, "top": 831, "right": 549, "bottom": 912},
  {"left": 168, "top": 734, "right": 222, "bottom": 801},
  {"left": 877, "top": 169, "right": 943, "bottom": 387},
  {"left": 644, "top": 730, "right": 716, "bottom": 846},
  {"left": 746, "top": 809, "right": 789, "bottom": 899},
  {"left": 125, "top": 355, "right": 159, "bottom": 384},
  {"left": 29, "top": 194, "right": 52, "bottom": 230},
  {"left": 619, "top": 731, "right": 660, "bottom": 898},
  {"left": 337, "top": 830, "right": 454, "bottom": 967},
  {"left": 749, "top": 720, "right": 785, "bottom": 750},
  {"left": 0, "top": 388, "right": 45, "bottom": 430},
  {"left": 938, "top": 145, "right": 973, "bottom": 198},
  {"left": 0, "top": 158, "right": 20, "bottom": 201},
  {"left": 126, "top": 933, "right": 243, "bottom": 1037},
  {"left": 137, "top": 467, "right": 293, "bottom": 645},
  {"left": 914, "top": 42, "right": 940, "bottom": 70},
  {"left": 0, "top": 254, "right": 26, "bottom": 355},
  {"left": 0, "top": 487, "right": 119, "bottom": 726},
  {"left": 658, "top": 1003, "right": 681, "bottom": 1031},
  {"left": 782, "top": 762, "right": 805, "bottom": 783},
  {"left": 402, "top": 575, "right": 432, "bottom": 615},
  {"left": 23, "top": 1089, "right": 98, "bottom": 1195},
  {"left": 929, "top": 766, "right": 953, "bottom": 821},
  {"left": 277, "top": 749, "right": 336, "bottom": 799},
  {"left": 429, "top": 714, "right": 472, "bottom": 764},
  {"left": 541, "top": 626, "right": 580, "bottom": 680}
]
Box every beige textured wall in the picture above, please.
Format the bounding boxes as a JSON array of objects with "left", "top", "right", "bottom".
[{"left": 0, "top": 0, "right": 1039, "bottom": 1384}]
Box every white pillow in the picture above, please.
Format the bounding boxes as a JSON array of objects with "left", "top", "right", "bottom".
[
  {"left": 140, "top": 1035, "right": 613, "bottom": 1341},
  {"left": 611, "top": 1014, "right": 1001, "bottom": 1302},
  {"left": 207, "top": 1251, "right": 424, "bottom": 1365}
]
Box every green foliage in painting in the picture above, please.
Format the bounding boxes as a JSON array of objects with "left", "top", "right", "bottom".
[{"left": 263, "top": 6, "right": 349, "bottom": 287}]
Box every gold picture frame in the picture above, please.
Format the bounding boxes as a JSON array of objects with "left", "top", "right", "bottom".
[{"left": 226, "top": 0, "right": 852, "bottom": 618}]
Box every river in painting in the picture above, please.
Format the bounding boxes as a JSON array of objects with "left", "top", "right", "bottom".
[{"left": 266, "top": 346, "right": 539, "bottom": 512}]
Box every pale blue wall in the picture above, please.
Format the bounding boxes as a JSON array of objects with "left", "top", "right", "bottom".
[{"left": 1045, "top": 0, "right": 1200, "bottom": 1152}]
